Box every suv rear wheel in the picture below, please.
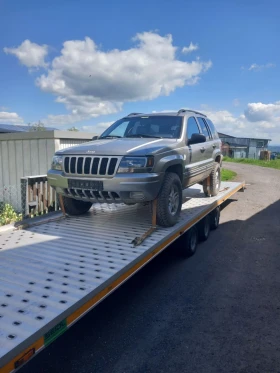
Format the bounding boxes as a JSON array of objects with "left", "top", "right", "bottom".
[
  {"left": 61, "top": 196, "right": 92, "bottom": 215},
  {"left": 203, "top": 163, "right": 221, "bottom": 197},
  {"left": 156, "top": 172, "right": 182, "bottom": 227}
]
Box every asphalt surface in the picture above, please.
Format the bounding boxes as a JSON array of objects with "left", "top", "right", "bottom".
[{"left": 20, "top": 163, "right": 280, "bottom": 373}]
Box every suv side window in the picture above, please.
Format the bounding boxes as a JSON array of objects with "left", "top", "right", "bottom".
[
  {"left": 206, "top": 118, "right": 219, "bottom": 139},
  {"left": 187, "top": 117, "right": 200, "bottom": 141},
  {"left": 197, "top": 117, "right": 211, "bottom": 140}
]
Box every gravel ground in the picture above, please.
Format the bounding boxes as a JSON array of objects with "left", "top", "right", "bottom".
[{"left": 20, "top": 163, "right": 280, "bottom": 373}]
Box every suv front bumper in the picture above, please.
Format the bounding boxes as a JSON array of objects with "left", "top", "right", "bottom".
[{"left": 47, "top": 170, "right": 164, "bottom": 204}]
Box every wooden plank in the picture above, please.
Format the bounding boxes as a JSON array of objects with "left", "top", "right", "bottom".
[
  {"left": 43, "top": 181, "right": 47, "bottom": 213},
  {"left": 33, "top": 183, "right": 37, "bottom": 215},
  {"left": 47, "top": 183, "right": 50, "bottom": 210}
]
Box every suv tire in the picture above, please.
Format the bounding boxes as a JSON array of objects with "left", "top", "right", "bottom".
[
  {"left": 203, "top": 163, "right": 221, "bottom": 197},
  {"left": 61, "top": 196, "right": 92, "bottom": 215},
  {"left": 156, "top": 172, "right": 182, "bottom": 227}
]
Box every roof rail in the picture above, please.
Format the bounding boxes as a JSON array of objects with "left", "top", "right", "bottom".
[
  {"left": 177, "top": 109, "right": 206, "bottom": 117},
  {"left": 127, "top": 112, "right": 143, "bottom": 116}
]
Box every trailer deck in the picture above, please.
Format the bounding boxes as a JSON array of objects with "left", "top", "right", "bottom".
[{"left": 0, "top": 181, "right": 244, "bottom": 373}]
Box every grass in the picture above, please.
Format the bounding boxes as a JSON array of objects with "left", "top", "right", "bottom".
[
  {"left": 221, "top": 168, "right": 237, "bottom": 181},
  {"left": 223, "top": 156, "right": 280, "bottom": 170}
]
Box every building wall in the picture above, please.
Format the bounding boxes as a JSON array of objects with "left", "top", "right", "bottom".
[{"left": 0, "top": 131, "right": 94, "bottom": 210}]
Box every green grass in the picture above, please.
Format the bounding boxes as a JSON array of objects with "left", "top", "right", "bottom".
[
  {"left": 223, "top": 156, "right": 280, "bottom": 170},
  {"left": 221, "top": 168, "right": 237, "bottom": 181}
]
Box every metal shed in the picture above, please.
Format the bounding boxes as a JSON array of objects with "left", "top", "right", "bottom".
[{"left": 0, "top": 131, "right": 95, "bottom": 211}]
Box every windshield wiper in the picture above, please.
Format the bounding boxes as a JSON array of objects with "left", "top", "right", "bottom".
[
  {"left": 99, "top": 135, "right": 122, "bottom": 139},
  {"left": 126, "top": 134, "right": 162, "bottom": 138}
]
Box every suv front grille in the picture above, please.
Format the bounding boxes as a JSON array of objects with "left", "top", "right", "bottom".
[{"left": 64, "top": 156, "right": 120, "bottom": 177}]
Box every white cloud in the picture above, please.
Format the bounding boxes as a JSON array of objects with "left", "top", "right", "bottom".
[
  {"left": 33, "top": 32, "right": 211, "bottom": 124},
  {"left": 182, "top": 42, "right": 199, "bottom": 54},
  {"left": 244, "top": 102, "right": 280, "bottom": 122},
  {"left": 248, "top": 63, "right": 276, "bottom": 72},
  {"left": 0, "top": 111, "right": 24, "bottom": 124},
  {"left": 4, "top": 40, "right": 48, "bottom": 68},
  {"left": 81, "top": 121, "right": 114, "bottom": 134},
  {"left": 204, "top": 101, "right": 280, "bottom": 143}
]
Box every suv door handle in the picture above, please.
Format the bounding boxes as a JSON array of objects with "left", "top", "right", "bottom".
[
  {"left": 200, "top": 147, "right": 205, "bottom": 152},
  {"left": 212, "top": 144, "right": 216, "bottom": 148}
]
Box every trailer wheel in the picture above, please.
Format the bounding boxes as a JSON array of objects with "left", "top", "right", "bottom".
[
  {"left": 61, "top": 196, "right": 92, "bottom": 215},
  {"left": 177, "top": 226, "right": 198, "bottom": 257},
  {"left": 203, "top": 163, "right": 221, "bottom": 197},
  {"left": 210, "top": 207, "right": 220, "bottom": 230},
  {"left": 198, "top": 215, "right": 210, "bottom": 241},
  {"left": 156, "top": 172, "right": 182, "bottom": 227}
]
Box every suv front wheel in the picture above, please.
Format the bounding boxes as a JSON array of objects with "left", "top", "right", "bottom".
[
  {"left": 61, "top": 196, "right": 92, "bottom": 215},
  {"left": 156, "top": 172, "right": 182, "bottom": 227}
]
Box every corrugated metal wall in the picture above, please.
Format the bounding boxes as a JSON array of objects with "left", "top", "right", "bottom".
[
  {"left": 0, "top": 139, "right": 56, "bottom": 211},
  {"left": 0, "top": 132, "right": 92, "bottom": 211}
]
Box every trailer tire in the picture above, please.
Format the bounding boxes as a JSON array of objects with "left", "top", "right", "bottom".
[
  {"left": 210, "top": 207, "right": 220, "bottom": 230},
  {"left": 156, "top": 172, "right": 182, "bottom": 227},
  {"left": 177, "top": 226, "right": 198, "bottom": 257},
  {"left": 198, "top": 215, "right": 210, "bottom": 241},
  {"left": 203, "top": 163, "right": 221, "bottom": 197},
  {"left": 61, "top": 196, "right": 92, "bottom": 215}
]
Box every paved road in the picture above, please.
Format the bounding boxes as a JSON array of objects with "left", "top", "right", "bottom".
[{"left": 21, "top": 163, "right": 280, "bottom": 373}]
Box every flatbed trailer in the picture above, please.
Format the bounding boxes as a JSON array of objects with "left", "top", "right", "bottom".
[{"left": 0, "top": 181, "right": 244, "bottom": 373}]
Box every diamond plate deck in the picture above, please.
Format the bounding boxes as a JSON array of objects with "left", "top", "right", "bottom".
[{"left": 0, "top": 182, "right": 243, "bottom": 371}]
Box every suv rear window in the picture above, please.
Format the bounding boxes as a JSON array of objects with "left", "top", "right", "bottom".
[
  {"left": 197, "top": 117, "right": 211, "bottom": 140},
  {"left": 206, "top": 119, "right": 219, "bottom": 139}
]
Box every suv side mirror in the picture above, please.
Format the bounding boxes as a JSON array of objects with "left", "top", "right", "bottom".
[
  {"left": 92, "top": 135, "right": 99, "bottom": 141},
  {"left": 188, "top": 133, "right": 206, "bottom": 145}
]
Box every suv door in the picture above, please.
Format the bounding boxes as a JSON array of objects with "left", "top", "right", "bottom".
[
  {"left": 196, "top": 117, "right": 215, "bottom": 177},
  {"left": 184, "top": 116, "right": 208, "bottom": 187},
  {"left": 205, "top": 117, "right": 221, "bottom": 156}
]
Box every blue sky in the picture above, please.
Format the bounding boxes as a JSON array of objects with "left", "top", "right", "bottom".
[{"left": 1, "top": 0, "right": 280, "bottom": 143}]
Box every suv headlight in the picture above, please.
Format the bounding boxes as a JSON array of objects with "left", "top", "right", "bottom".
[
  {"left": 51, "top": 155, "right": 63, "bottom": 171},
  {"left": 117, "top": 156, "right": 154, "bottom": 173}
]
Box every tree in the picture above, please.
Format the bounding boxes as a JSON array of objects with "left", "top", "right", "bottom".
[
  {"left": 68, "top": 126, "right": 79, "bottom": 132},
  {"left": 28, "top": 121, "right": 46, "bottom": 132}
]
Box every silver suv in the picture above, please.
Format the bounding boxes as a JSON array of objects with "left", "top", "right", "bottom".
[{"left": 47, "top": 109, "right": 222, "bottom": 227}]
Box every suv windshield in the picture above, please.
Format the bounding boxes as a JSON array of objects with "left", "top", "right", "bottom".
[{"left": 100, "top": 116, "right": 183, "bottom": 139}]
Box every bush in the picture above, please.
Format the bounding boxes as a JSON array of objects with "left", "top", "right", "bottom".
[{"left": 0, "top": 202, "right": 22, "bottom": 226}]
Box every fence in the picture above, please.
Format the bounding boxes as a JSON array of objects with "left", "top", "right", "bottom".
[
  {"left": 0, "top": 130, "right": 95, "bottom": 213},
  {"left": 20, "top": 176, "right": 59, "bottom": 218}
]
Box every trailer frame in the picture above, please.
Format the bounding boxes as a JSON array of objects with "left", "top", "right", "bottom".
[{"left": 0, "top": 181, "right": 244, "bottom": 373}]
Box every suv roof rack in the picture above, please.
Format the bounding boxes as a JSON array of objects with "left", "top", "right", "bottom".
[
  {"left": 177, "top": 109, "right": 206, "bottom": 117},
  {"left": 127, "top": 112, "right": 143, "bottom": 116}
]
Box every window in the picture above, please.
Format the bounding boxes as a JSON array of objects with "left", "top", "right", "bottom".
[
  {"left": 206, "top": 119, "right": 219, "bottom": 139},
  {"left": 257, "top": 141, "right": 264, "bottom": 148},
  {"left": 197, "top": 117, "right": 210, "bottom": 140},
  {"left": 108, "top": 121, "right": 130, "bottom": 137},
  {"left": 100, "top": 116, "right": 183, "bottom": 139},
  {"left": 186, "top": 117, "right": 200, "bottom": 140}
]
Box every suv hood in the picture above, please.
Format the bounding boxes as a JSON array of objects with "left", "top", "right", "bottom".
[{"left": 56, "top": 138, "right": 179, "bottom": 157}]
